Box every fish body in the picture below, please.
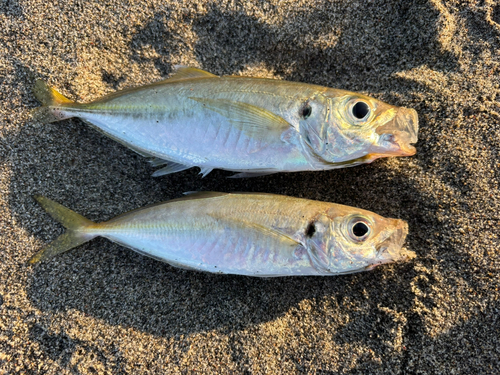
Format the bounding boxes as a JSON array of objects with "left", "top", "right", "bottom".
[
  {"left": 33, "top": 67, "right": 418, "bottom": 177},
  {"left": 31, "top": 193, "right": 415, "bottom": 276}
]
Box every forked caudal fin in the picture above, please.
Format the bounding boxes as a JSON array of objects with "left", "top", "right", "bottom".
[
  {"left": 31, "top": 80, "right": 76, "bottom": 123},
  {"left": 29, "top": 195, "right": 98, "bottom": 264}
]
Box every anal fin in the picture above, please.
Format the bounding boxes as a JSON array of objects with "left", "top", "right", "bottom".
[
  {"left": 199, "top": 166, "right": 213, "bottom": 178},
  {"left": 148, "top": 157, "right": 170, "bottom": 167},
  {"left": 152, "top": 162, "right": 192, "bottom": 177}
]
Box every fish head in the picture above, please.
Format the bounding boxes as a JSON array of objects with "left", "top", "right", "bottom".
[
  {"left": 305, "top": 208, "right": 415, "bottom": 274},
  {"left": 300, "top": 91, "right": 418, "bottom": 165}
]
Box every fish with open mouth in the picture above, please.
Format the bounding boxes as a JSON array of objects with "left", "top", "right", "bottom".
[
  {"left": 30, "top": 192, "right": 415, "bottom": 276},
  {"left": 32, "top": 67, "right": 418, "bottom": 178}
]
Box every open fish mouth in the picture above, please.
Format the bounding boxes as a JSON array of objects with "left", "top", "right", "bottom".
[
  {"left": 374, "top": 107, "right": 419, "bottom": 157},
  {"left": 366, "top": 220, "right": 415, "bottom": 270}
]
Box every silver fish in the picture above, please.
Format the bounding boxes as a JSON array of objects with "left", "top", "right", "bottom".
[
  {"left": 30, "top": 193, "right": 415, "bottom": 276},
  {"left": 32, "top": 67, "right": 418, "bottom": 178}
]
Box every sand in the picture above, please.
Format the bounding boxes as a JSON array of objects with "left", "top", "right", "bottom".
[{"left": 1, "top": 0, "right": 499, "bottom": 373}]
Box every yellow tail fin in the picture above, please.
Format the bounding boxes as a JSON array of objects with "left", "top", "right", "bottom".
[
  {"left": 31, "top": 80, "right": 76, "bottom": 123},
  {"left": 30, "top": 195, "right": 97, "bottom": 264}
]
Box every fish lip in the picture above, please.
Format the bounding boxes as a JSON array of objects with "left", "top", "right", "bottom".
[
  {"left": 374, "top": 220, "right": 415, "bottom": 265},
  {"left": 375, "top": 107, "right": 419, "bottom": 156}
]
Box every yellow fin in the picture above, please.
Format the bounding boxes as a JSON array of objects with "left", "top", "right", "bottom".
[
  {"left": 189, "top": 97, "right": 291, "bottom": 140},
  {"left": 33, "top": 79, "right": 74, "bottom": 106},
  {"left": 159, "top": 66, "right": 218, "bottom": 83},
  {"left": 32, "top": 80, "right": 76, "bottom": 123},
  {"left": 30, "top": 195, "right": 97, "bottom": 264}
]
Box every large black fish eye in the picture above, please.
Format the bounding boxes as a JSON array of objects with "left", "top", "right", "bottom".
[
  {"left": 352, "top": 101, "right": 370, "bottom": 120},
  {"left": 352, "top": 222, "right": 369, "bottom": 237},
  {"left": 348, "top": 217, "right": 371, "bottom": 242}
]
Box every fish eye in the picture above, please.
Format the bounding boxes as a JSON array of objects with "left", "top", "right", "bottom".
[
  {"left": 300, "top": 103, "right": 312, "bottom": 119},
  {"left": 351, "top": 101, "right": 370, "bottom": 120},
  {"left": 347, "top": 217, "right": 371, "bottom": 242},
  {"left": 352, "top": 222, "right": 369, "bottom": 237}
]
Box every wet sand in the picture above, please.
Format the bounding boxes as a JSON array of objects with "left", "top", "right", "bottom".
[{"left": 1, "top": 0, "right": 499, "bottom": 373}]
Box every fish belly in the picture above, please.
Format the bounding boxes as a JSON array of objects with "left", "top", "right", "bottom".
[{"left": 99, "top": 222, "right": 317, "bottom": 277}]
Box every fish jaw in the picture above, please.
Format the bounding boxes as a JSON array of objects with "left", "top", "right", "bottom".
[
  {"left": 366, "top": 219, "right": 415, "bottom": 270},
  {"left": 372, "top": 107, "right": 419, "bottom": 157}
]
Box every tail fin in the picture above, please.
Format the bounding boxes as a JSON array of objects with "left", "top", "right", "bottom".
[
  {"left": 30, "top": 195, "right": 98, "bottom": 264},
  {"left": 31, "top": 80, "right": 76, "bottom": 123}
]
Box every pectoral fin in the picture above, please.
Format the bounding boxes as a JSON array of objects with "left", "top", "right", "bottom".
[
  {"left": 189, "top": 97, "right": 291, "bottom": 140},
  {"left": 208, "top": 212, "right": 300, "bottom": 248}
]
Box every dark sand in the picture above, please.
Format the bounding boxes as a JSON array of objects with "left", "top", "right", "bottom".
[{"left": 1, "top": 0, "right": 499, "bottom": 373}]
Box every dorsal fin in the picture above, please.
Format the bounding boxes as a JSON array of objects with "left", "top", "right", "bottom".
[
  {"left": 174, "top": 191, "right": 229, "bottom": 202},
  {"left": 166, "top": 66, "right": 218, "bottom": 82}
]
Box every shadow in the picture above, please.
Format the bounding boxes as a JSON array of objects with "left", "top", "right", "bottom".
[
  {"left": 24, "top": 167, "right": 445, "bottom": 339},
  {"left": 130, "top": 1, "right": 459, "bottom": 88},
  {"left": 130, "top": 11, "right": 187, "bottom": 76},
  {"left": 191, "top": 1, "right": 460, "bottom": 84},
  {"left": 101, "top": 69, "right": 127, "bottom": 91},
  {"left": 28, "top": 323, "right": 127, "bottom": 373},
  {"left": 461, "top": 3, "right": 500, "bottom": 53},
  {"left": 26, "top": 247, "right": 418, "bottom": 338},
  {"left": 339, "top": 297, "right": 500, "bottom": 374},
  {"left": 494, "top": 5, "right": 500, "bottom": 25},
  {"left": 0, "top": 0, "right": 23, "bottom": 18}
]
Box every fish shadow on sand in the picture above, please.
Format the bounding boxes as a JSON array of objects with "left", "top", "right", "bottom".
[
  {"left": 13, "top": 0, "right": 493, "bottom": 370},
  {"left": 22, "top": 154, "right": 455, "bottom": 346},
  {"left": 130, "top": 1, "right": 459, "bottom": 88}
]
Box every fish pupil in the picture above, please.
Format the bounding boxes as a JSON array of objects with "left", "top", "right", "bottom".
[
  {"left": 305, "top": 221, "right": 316, "bottom": 237},
  {"left": 352, "top": 222, "right": 369, "bottom": 237},
  {"left": 301, "top": 104, "right": 312, "bottom": 119},
  {"left": 352, "top": 102, "right": 370, "bottom": 119}
]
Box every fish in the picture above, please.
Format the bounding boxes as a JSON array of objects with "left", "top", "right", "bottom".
[
  {"left": 30, "top": 192, "right": 416, "bottom": 276},
  {"left": 32, "top": 67, "right": 418, "bottom": 178}
]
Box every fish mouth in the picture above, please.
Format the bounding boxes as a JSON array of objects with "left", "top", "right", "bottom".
[
  {"left": 367, "top": 220, "right": 415, "bottom": 270},
  {"left": 374, "top": 107, "right": 419, "bottom": 157}
]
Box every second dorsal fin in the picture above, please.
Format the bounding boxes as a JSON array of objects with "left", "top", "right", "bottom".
[{"left": 166, "top": 66, "right": 218, "bottom": 82}]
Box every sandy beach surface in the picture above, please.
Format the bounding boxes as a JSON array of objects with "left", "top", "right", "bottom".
[{"left": 1, "top": 0, "right": 499, "bottom": 373}]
